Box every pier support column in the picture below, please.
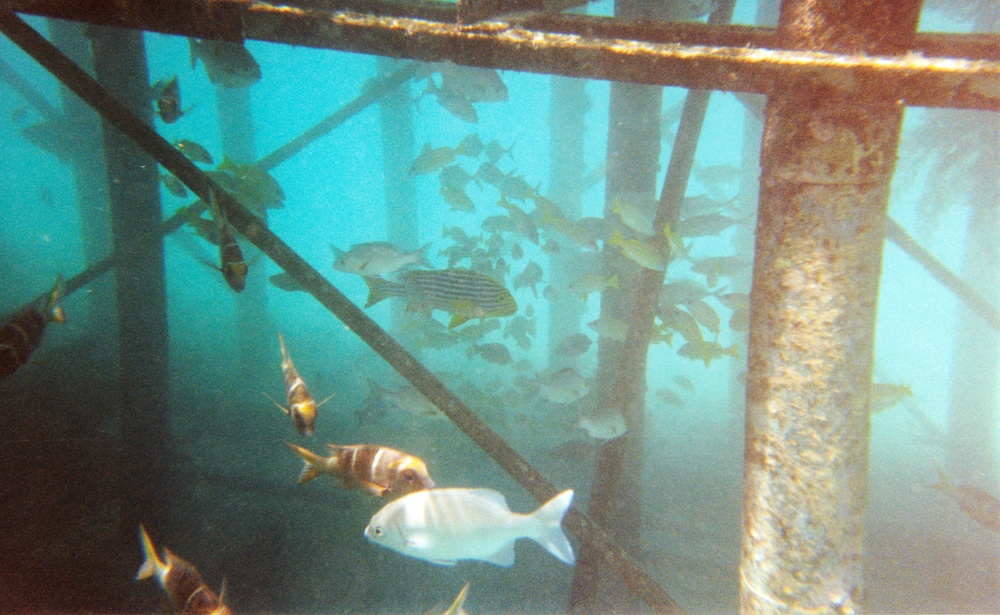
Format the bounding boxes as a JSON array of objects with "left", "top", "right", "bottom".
[{"left": 740, "top": 2, "right": 920, "bottom": 613}]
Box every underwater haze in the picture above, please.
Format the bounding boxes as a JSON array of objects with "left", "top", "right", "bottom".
[{"left": 0, "top": 0, "right": 999, "bottom": 613}]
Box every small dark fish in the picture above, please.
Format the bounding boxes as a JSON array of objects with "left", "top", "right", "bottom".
[
  {"left": 439, "top": 164, "right": 473, "bottom": 191},
  {"left": 152, "top": 75, "right": 183, "bottom": 124},
  {"left": 288, "top": 443, "right": 434, "bottom": 497},
  {"left": 474, "top": 161, "right": 506, "bottom": 186},
  {"left": 215, "top": 155, "right": 285, "bottom": 214},
  {"left": 481, "top": 215, "right": 515, "bottom": 235},
  {"left": 468, "top": 342, "right": 513, "bottom": 365},
  {"left": 0, "top": 277, "right": 65, "bottom": 380},
  {"left": 208, "top": 188, "right": 247, "bottom": 292},
  {"left": 555, "top": 333, "right": 592, "bottom": 357},
  {"left": 485, "top": 140, "right": 514, "bottom": 164},
  {"left": 455, "top": 133, "right": 484, "bottom": 158},
  {"left": 513, "top": 261, "right": 543, "bottom": 299},
  {"left": 189, "top": 38, "right": 261, "bottom": 89},
  {"left": 136, "top": 526, "right": 232, "bottom": 615},
  {"left": 673, "top": 375, "right": 695, "bottom": 391},
  {"left": 678, "top": 213, "right": 742, "bottom": 238},
  {"left": 503, "top": 315, "right": 535, "bottom": 351},
  {"left": 174, "top": 139, "right": 213, "bottom": 165},
  {"left": 438, "top": 62, "right": 508, "bottom": 103},
  {"left": 510, "top": 242, "right": 524, "bottom": 261},
  {"left": 160, "top": 174, "right": 189, "bottom": 198},
  {"left": 655, "top": 387, "right": 684, "bottom": 406},
  {"left": 933, "top": 468, "right": 1000, "bottom": 534},
  {"left": 498, "top": 175, "right": 537, "bottom": 201},
  {"left": 412, "top": 143, "right": 458, "bottom": 175},
  {"left": 268, "top": 272, "right": 305, "bottom": 293}
]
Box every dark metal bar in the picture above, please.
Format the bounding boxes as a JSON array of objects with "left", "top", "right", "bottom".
[
  {"left": 5, "top": 0, "right": 1000, "bottom": 110},
  {"left": 0, "top": 53, "right": 62, "bottom": 121},
  {"left": 885, "top": 218, "right": 1000, "bottom": 332},
  {"left": 0, "top": 10, "right": 680, "bottom": 614},
  {"left": 55, "top": 58, "right": 417, "bottom": 302}
]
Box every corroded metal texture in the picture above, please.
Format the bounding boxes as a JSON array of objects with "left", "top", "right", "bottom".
[
  {"left": 741, "top": 2, "right": 920, "bottom": 612},
  {"left": 742, "top": 94, "right": 893, "bottom": 613},
  {"left": 5, "top": 0, "right": 1000, "bottom": 110}
]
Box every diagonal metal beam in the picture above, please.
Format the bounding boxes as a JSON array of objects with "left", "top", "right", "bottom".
[
  {"left": 0, "top": 9, "right": 683, "bottom": 614},
  {"left": 5, "top": 0, "right": 1000, "bottom": 110}
]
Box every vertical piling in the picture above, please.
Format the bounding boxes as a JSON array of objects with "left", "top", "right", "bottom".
[
  {"left": 216, "top": 84, "right": 275, "bottom": 382},
  {"left": 378, "top": 58, "right": 418, "bottom": 337},
  {"left": 570, "top": 1, "right": 663, "bottom": 611},
  {"left": 89, "top": 26, "right": 171, "bottom": 534},
  {"left": 48, "top": 19, "right": 115, "bottom": 339},
  {"left": 741, "top": 2, "right": 921, "bottom": 613},
  {"left": 546, "top": 73, "right": 588, "bottom": 365}
]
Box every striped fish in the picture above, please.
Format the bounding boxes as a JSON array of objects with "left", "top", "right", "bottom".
[
  {"left": 209, "top": 188, "right": 247, "bottom": 292},
  {"left": 287, "top": 443, "right": 434, "bottom": 497},
  {"left": 0, "top": 277, "right": 65, "bottom": 380},
  {"left": 364, "top": 268, "right": 517, "bottom": 329},
  {"left": 269, "top": 333, "right": 319, "bottom": 436},
  {"left": 136, "top": 526, "right": 232, "bottom": 615}
]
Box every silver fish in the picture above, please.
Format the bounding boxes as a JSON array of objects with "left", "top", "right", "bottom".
[
  {"left": 364, "top": 488, "right": 575, "bottom": 567},
  {"left": 331, "top": 242, "right": 432, "bottom": 278}
]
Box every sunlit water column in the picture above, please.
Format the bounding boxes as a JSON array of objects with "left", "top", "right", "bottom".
[{"left": 741, "top": 1, "right": 920, "bottom": 613}]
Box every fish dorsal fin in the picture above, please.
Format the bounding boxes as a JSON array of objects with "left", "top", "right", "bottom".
[{"left": 463, "top": 488, "right": 510, "bottom": 511}]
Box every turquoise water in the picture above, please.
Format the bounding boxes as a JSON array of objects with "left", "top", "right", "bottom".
[{"left": 0, "top": 2, "right": 998, "bottom": 613}]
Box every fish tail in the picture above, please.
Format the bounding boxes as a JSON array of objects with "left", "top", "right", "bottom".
[
  {"left": 609, "top": 229, "right": 625, "bottom": 248},
  {"left": 277, "top": 332, "right": 290, "bottom": 364},
  {"left": 44, "top": 275, "right": 66, "bottom": 324},
  {"left": 415, "top": 242, "right": 434, "bottom": 269},
  {"left": 287, "top": 443, "right": 326, "bottom": 484},
  {"left": 363, "top": 276, "right": 405, "bottom": 308},
  {"left": 528, "top": 489, "right": 575, "bottom": 565},
  {"left": 607, "top": 274, "right": 619, "bottom": 290},
  {"left": 136, "top": 525, "right": 165, "bottom": 581}
]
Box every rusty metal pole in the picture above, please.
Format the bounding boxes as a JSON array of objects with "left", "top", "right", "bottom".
[{"left": 741, "top": 1, "right": 921, "bottom": 614}]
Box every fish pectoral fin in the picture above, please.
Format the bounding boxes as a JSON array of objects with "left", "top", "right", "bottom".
[
  {"left": 262, "top": 391, "right": 290, "bottom": 415},
  {"left": 403, "top": 533, "right": 433, "bottom": 550}
]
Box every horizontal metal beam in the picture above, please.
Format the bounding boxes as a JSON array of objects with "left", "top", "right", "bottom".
[{"left": 5, "top": 0, "right": 1000, "bottom": 110}]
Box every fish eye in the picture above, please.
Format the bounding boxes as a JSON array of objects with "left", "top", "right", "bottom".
[
  {"left": 372, "top": 526, "right": 383, "bottom": 536},
  {"left": 401, "top": 469, "right": 416, "bottom": 482}
]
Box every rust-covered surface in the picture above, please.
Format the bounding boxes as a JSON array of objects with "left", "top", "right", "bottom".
[
  {"left": 3, "top": 0, "right": 1000, "bottom": 110},
  {"left": 740, "top": 1, "right": 922, "bottom": 613}
]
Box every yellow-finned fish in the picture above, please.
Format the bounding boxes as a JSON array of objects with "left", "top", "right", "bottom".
[
  {"left": 287, "top": 443, "right": 435, "bottom": 497},
  {"left": 607, "top": 229, "right": 668, "bottom": 272},
  {"left": 268, "top": 333, "right": 322, "bottom": 436},
  {"left": 135, "top": 525, "right": 232, "bottom": 615},
  {"left": 208, "top": 188, "right": 247, "bottom": 292},
  {"left": 0, "top": 277, "right": 65, "bottom": 380},
  {"left": 363, "top": 269, "right": 517, "bottom": 329}
]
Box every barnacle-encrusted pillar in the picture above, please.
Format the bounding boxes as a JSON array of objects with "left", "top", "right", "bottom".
[{"left": 741, "top": 2, "right": 920, "bottom": 613}]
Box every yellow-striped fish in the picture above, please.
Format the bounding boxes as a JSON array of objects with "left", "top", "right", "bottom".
[
  {"left": 208, "top": 188, "right": 247, "bottom": 292},
  {"left": 364, "top": 269, "right": 517, "bottom": 329},
  {"left": 0, "top": 277, "right": 65, "bottom": 380},
  {"left": 287, "top": 443, "right": 434, "bottom": 497},
  {"left": 267, "top": 333, "right": 323, "bottom": 436},
  {"left": 135, "top": 526, "right": 232, "bottom": 615}
]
